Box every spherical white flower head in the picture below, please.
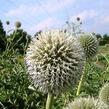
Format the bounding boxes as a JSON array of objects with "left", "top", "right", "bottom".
[
  {"left": 99, "top": 83, "right": 109, "bottom": 105},
  {"left": 25, "top": 30, "right": 85, "bottom": 95},
  {"left": 65, "top": 97, "right": 109, "bottom": 109}
]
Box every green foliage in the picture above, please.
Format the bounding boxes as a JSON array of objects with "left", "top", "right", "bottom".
[
  {"left": 95, "top": 33, "right": 109, "bottom": 46},
  {"left": 0, "top": 47, "right": 108, "bottom": 109},
  {"left": 7, "top": 29, "right": 31, "bottom": 54},
  {"left": 0, "top": 20, "right": 31, "bottom": 54},
  {"left": 80, "top": 62, "right": 104, "bottom": 96},
  {"left": 0, "top": 43, "right": 109, "bottom": 109},
  {"left": 0, "top": 52, "right": 46, "bottom": 109},
  {"left": 0, "top": 19, "right": 109, "bottom": 109},
  {"left": 0, "top": 20, "right": 6, "bottom": 51}
]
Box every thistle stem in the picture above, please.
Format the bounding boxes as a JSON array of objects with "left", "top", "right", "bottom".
[
  {"left": 76, "top": 62, "right": 87, "bottom": 96},
  {"left": 46, "top": 92, "right": 54, "bottom": 109}
]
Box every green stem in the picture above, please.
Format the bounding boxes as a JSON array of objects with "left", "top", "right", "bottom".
[
  {"left": 46, "top": 92, "right": 54, "bottom": 109},
  {"left": 76, "top": 62, "right": 87, "bottom": 96}
]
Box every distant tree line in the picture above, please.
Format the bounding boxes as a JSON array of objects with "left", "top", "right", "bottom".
[{"left": 94, "top": 33, "right": 109, "bottom": 46}]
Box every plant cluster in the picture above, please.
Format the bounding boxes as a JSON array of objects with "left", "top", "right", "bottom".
[{"left": 0, "top": 19, "right": 109, "bottom": 109}]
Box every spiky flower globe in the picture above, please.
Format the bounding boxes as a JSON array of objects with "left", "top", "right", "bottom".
[
  {"left": 99, "top": 83, "right": 109, "bottom": 105},
  {"left": 78, "top": 33, "right": 98, "bottom": 60},
  {"left": 15, "top": 21, "right": 21, "bottom": 28},
  {"left": 65, "top": 97, "right": 109, "bottom": 109},
  {"left": 25, "top": 30, "right": 85, "bottom": 95}
]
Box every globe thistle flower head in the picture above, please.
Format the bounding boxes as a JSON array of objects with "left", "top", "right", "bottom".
[
  {"left": 15, "top": 21, "right": 21, "bottom": 28},
  {"left": 99, "top": 83, "right": 109, "bottom": 105},
  {"left": 65, "top": 97, "right": 109, "bottom": 109},
  {"left": 25, "top": 30, "right": 85, "bottom": 95},
  {"left": 6, "top": 20, "right": 10, "bottom": 25},
  {"left": 78, "top": 33, "right": 98, "bottom": 60},
  {"left": 76, "top": 17, "right": 80, "bottom": 21},
  {"left": 80, "top": 22, "right": 82, "bottom": 25}
]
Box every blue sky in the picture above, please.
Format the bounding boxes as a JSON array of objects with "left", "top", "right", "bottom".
[{"left": 0, "top": 0, "right": 109, "bottom": 35}]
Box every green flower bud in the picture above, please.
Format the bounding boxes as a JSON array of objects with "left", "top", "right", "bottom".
[
  {"left": 15, "top": 21, "right": 21, "bottom": 28},
  {"left": 78, "top": 33, "right": 98, "bottom": 60}
]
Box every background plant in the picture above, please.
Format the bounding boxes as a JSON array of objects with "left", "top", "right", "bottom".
[
  {"left": 64, "top": 97, "right": 109, "bottom": 109},
  {"left": 0, "top": 19, "right": 109, "bottom": 109},
  {"left": 99, "top": 83, "right": 109, "bottom": 105},
  {"left": 76, "top": 33, "right": 98, "bottom": 96}
]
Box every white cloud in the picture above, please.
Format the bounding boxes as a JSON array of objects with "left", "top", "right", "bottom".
[
  {"left": 43, "top": 0, "right": 75, "bottom": 13},
  {"left": 6, "top": 0, "right": 75, "bottom": 17},
  {"left": 70, "top": 10, "right": 97, "bottom": 21},
  {"left": 6, "top": 5, "right": 26, "bottom": 16},
  {"left": 6, "top": 4, "right": 43, "bottom": 17},
  {"left": 92, "top": 15, "right": 109, "bottom": 28},
  {"left": 84, "top": 14, "right": 109, "bottom": 33},
  {"left": 29, "top": 17, "right": 60, "bottom": 33}
]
